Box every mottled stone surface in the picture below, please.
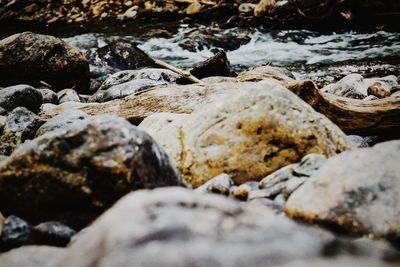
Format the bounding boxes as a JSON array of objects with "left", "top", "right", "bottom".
[
  {"left": 286, "top": 140, "right": 400, "bottom": 241},
  {"left": 0, "top": 85, "right": 43, "bottom": 114}
]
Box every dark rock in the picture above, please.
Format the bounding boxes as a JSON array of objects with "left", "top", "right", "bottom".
[
  {"left": 99, "top": 69, "right": 181, "bottom": 91},
  {"left": 35, "top": 110, "right": 89, "bottom": 137},
  {"left": 0, "top": 32, "right": 90, "bottom": 93},
  {"left": 286, "top": 140, "right": 400, "bottom": 242},
  {"left": 54, "top": 187, "right": 400, "bottom": 267},
  {"left": 87, "top": 41, "right": 156, "bottom": 71},
  {"left": 90, "top": 79, "right": 102, "bottom": 93},
  {"left": 38, "top": 88, "right": 58, "bottom": 104},
  {"left": 33, "top": 221, "right": 76, "bottom": 247},
  {"left": 194, "top": 173, "right": 234, "bottom": 195},
  {"left": 179, "top": 50, "right": 236, "bottom": 83},
  {"left": 0, "top": 115, "right": 185, "bottom": 228},
  {"left": 0, "top": 84, "right": 43, "bottom": 113},
  {"left": 0, "top": 215, "right": 32, "bottom": 251},
  {"left": 257, "top": 154, "right": 327, "bottom": 202},
  {"left": 89, "top": 79, "right": 167, "bottom": 103},
  {"left": 0, "top": 107, "right": 43, "bottom": 156},
  {"left": 237, "top": 65, "right": 296, "bottom": 85},
  {"left": 57, "top": 89, "right": 81, "bottom": 104},
  {"left": 0, "top": 245, "right": 65, "bottom": 267}
]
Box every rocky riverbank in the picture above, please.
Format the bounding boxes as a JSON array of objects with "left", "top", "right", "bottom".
[
  {"left": 0, "top": 27, "right": 400, "bottom": 266},
  {"left": 1, "top": 0, "right": 400, "bottom": 31}
]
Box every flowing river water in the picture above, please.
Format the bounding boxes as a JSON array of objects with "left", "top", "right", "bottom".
[{"left": 62, "top": 24, "right": 400, "bottom": 85}]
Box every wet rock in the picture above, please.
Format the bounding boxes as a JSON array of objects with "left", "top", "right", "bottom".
[
  {"left": 0, "top": 115, "right": 185, "bottom": 228},
  {"left": 0, "top": 32, "right": 90, "bottom": 93},
  {"left": 57, "top": 89, "right": 81, "bottom": 104},
  {"left": 189, "top": 50, "right": 236, "bottom": 80},
  {"left": 194, "top": 173, "right": 234, "bottom": 195},
  {"left": 0, "top": 245, "right": 65, "bottom": 267},
  {"left": 38, "top": 88, "right": 58, "bottom": 104},
  {"left": 140, "top": 80, "right": 353, "bottom": 187},
  {"left": 321, "top": 74, "right": 399, "bottom": 99},
  {"left": 237, "top": 65, "right": 296, "bottom": 86},
  {"left": 0, "top": 107, "right": 43, "bottom": 156},
  {"left": 286, "top": 140, "right": 400, "bottom": 241},
  {"left": 35, "top": 110, "right": 89, "bottom": 137},
  {"left": 257, "top": 154, "right": 327, "bottom": 201},
  {"left": 33, "top": 221, "right": 77, "bottom": 247},
  {"left": 0, "top": 215, "right": 32, "bottom": 251},
  {"left": 54, "top": 187, "right": 400, "bottom": 267},
  {"left": 87, "top": 41, "right": 156, "bottom": 71},
  {"left": 0, "top": 84, "right": 43, "bottom": 114},
  {"left": 99, "top": 69, "right": 181, "bottom": 91},
  {"left": 89, "top": 79, "right": 166, "bottom": 103}
]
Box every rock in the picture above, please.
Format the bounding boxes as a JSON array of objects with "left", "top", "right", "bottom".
[
  {"left": 257, "top": 154, "right": 327, "bottom": 201},
  {"left": 87, "top": 41, "right": 156, "bottom": 71},
  {"left": 98, "top": 69, "right": 180, "bottom": 91},
  {"left": 89, "top": 79, "right": 167, "bottom": 103},
  {"left": 0, "top": 32, "right": 90, "bottom": 93},
  {"left": 194, "top": 173, "right": 234, "bottom": 195},
  {"left": 202, "top": 76, "right": 237, "bottom": 84},
  {"left": 0, "top": 85, "right": 43, "bottom": 113},
  {"left": 0, "top": 115, "right": 185, "bottom": 228},
  {"left": 0, "top": 212, "right": 4, "bottom": 237},
  {"left": 0, "top": 106, "right": 7, "bottom": 116},
  {"left": 348, "top": 135, "right": 371, "bottom": 148},
  {"left": 54, "top": 187, "right": 400, "bottom": 267},
  {"left": 33, "top": 221, "right": 77, "bottom": 247},
  {"left": 0, "top": 245, "right": 65, "bottom": 267},
  {"left": 231, "top": 181, "right": 259, "bottom": 200},
  {"left": 140, "top": 80, "right": 353, "bottom": 187},
  {"left": 0, "top": 107, "right": 43, "bottom": 156},
  {"left": 0, "top": 215, "right": 32, "bottom": 251},
  {"left": 189, "top": 50, "right": 236, "bottom": 80},
  {"left": 38, "top": 88, "right": 58, "bottom": 104},
  {"left": 286, "top": 140, "right": 400, "bottom": 241},
  {"left": 321, "top": 74, "right": 399, "bottom": 99},
  {"left": 237, "top": 65, "right": 296, "bottom": 86},
  {"left": 254, "top": 0, "right": 276, "bottom": 16},
  {"left": 35, "top": 110, "right": 89, "bottom": 137},
  {"left": 0, "top": 115, "right": 5, "bottom": 133},
  {"left": 57, "top": 89, "right": 81, "bottom": 104}
]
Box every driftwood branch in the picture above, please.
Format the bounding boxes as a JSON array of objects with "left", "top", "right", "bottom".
[
  {"left": 287, "top": 80, "right": 400, "bottom": 135},
  {"left": 155, "top": 60, "right": 204, "bottom": 84}
]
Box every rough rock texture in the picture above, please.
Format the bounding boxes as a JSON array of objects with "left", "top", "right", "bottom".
[
  {"left": 0, "top": 85, "right": 43, "bottom": 114},
  {"left": 0, "top": 32, "right": 90, "bottom": 93},
  {"left": 139, "top": 80, "right": 353, "bottom": 187},
  {"left": 87, "top": 41, "right": 156, "bottom": 71},
  {"left": 0, "top": 107, "right": 43, "bottom": 156},
  {"left": 0, "top": 215, "right": 32, "bottom": 251},
  {"left": 237, "top": 65, "right": 296, "bottom": 85},
  {"left": 89, "top": 79, "right": 167, "bottom": 103},
  {"left": 57, "top": 89, "right": 81, "bottom": 104},
  {"left": 0, "top": 245, "right": 65, "bottom": 267},
  {"left": 99, "top": 69, "right": 181, "bottom": 91},
  {"left": 321, "top": 74, "right": 398, "bottom": 99},
  {"left": 39, "top": 88, "right": 58, "bottom": 104},
  {"left": 194, "top": 173, "right": 234, "bottom": 195},
  {"left": 32, "top": 221, "right": 76, "bottom": 247},
  {"left": 286, "top": 140, "right": 400, "bottom": 241},
  {"left": 54, "top": 187, "right": 400, "bottom": 267},
  {"left": 0, "top": 115, "right": 185, "bottom": 227},
  {"left": 257, "top": 154, "right": 327, "bottom": 201},
  {"left": 35, "top": 110, "right": 89, "bottom": 137}
]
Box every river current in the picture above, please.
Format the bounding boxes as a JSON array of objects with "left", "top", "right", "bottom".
[{"left": 63, "top": 25, "right": 400, "bottom": 85}]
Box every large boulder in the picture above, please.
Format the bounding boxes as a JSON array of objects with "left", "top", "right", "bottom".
[
  {"left": 139, "top": 80, "right": 354, "bottom": 187},
  {"left": 0, "top": 32, "right": 90, "bottom": 93},
  {"left": 286, "top": 140, "right": 400, "bottom": 242},
  {"left": 0, "top": 107, "right": 43, "bottom": 156},
  {"left": 0, "top": 245, "right": 64, "bottom": 267},
  {"left": 54, "top": 187, "right": 400, "bottom": 267},
  {"left": 0, "top": 115, "right": 185, "bottom": 228},
  {"left": 0, "top": 85, "right": 43, "bottom": 114}
]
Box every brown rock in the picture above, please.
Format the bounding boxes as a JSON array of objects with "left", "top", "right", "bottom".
[{"left": 0, "top": 32, "right": 90, "bottom": 94}]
